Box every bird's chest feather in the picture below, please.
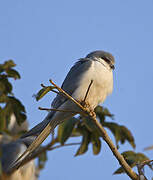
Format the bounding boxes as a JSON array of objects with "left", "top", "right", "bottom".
[{"left": 73, "top": 60, "right": 113, "bottom": 109}]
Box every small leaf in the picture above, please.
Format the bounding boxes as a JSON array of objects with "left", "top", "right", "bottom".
[
  {"left": 58, "top": 117, "right": 78, "bottom": 145},
  {"left": 3, "top": 60, "right": 16, "bottom": 69},
  {"left": 81, "top": 116, "right": 97, "bottom": 132},
  {"left": 6, "top": 96, "right": 26, "bottom": 125},
  {"left": 103, "top": 122, "right": 135, "bottom": 149},
  {"left": 0, "top": 78, "right": 12, "bottom": 95},
  {"left": 95, "top": 106, "right": 105, "bottom": 122},
  {"left": 114, "top": 151, "right": 150, "bottom": 174},
  {"left": 136, "top": 153, "right": 150, "bottom": 162},
  {"left": 0, "top": 94, "right": 8, "bottom": 103},
  {"left": 6, "top": 69, "right": 20, "bottom": 79},
  {"left": 103, "top": 108, "right": 114, "bottom": 118},
  {"left": 35, "top": 86, "right": 55, "bottom": 101},
  {"left": 95, "top": 106, "right": 114, "bottom": 123},
  {"left": 103, "top": 122, "right": 121, "bottom": 147},
  {"left": 120, "top": 126, "right": 135, "bottom": 148},
  {"left": 75, "top": 130, "right": 90, "bottom": 156},
  {"left": 91, "top": 133, "right": 101, "bottom": 155}
]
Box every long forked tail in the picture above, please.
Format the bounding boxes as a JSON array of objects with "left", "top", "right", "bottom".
[
  {"left": 8, "top": 111, "right": 58, "bottom": 170},
  {"left": 9, "top": 115, "right": 60, "bottom": 171},
  {"left": 8, "top": 123, "right": 52, "bottom": 172}
]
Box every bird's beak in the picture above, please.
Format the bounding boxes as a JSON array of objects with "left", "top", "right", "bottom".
[{"left": 110, "top": 64, "right": 115, "bottom": 70}]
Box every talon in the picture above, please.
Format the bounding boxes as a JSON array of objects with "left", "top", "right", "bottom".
[
  {"left": 80, "top": 101, "right": 90, "bottom": 108},
  {"left": 89, "top": 111, "right": 96, "bottom": 118},
  {"left": 80, "top": 101, "right": 96, "bottom": 118}
]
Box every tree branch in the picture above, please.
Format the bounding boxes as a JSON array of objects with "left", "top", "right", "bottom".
[{"left": 49, "top": 80, "right": 138, "bottom": 180}]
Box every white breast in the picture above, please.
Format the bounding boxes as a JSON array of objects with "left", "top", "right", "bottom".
[{"left": 72, "top": 60, "right": 113, "bottom": 109}]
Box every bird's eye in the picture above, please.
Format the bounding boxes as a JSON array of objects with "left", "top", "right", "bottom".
[{"left": 103, "top": 57, "right": 110, "bottom": 64}]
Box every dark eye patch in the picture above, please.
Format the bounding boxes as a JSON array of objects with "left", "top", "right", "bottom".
[{"left": 102, "top": 57, "right": 111, "bottom": 64}]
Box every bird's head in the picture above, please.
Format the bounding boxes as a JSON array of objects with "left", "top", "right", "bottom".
[{"left": 86, "top": 50, "right": 115, "bottom": 70}]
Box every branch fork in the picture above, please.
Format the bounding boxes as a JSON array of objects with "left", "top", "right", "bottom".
[{"left": 48, "top": 79, "right": 138, "bottom": 180}]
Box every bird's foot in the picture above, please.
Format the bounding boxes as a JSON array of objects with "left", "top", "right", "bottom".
[{"left": 80, "top": 101, "right": 96, "bottom": 118}]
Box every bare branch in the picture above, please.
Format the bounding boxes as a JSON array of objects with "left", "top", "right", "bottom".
[
  {"left": 40, "top": 83, "right": 59, "bottom": 94},
  {"left": 137, "top": 160, "right": 153, "bottom": 180},
  {"left": 144, "top": 145, "right": 153, "bottom": 151},
  {"left": 38, "top": 107, "right": 80, "bottom": 114},
  {"left": 50, "top": 80, "right": 139, "bottom": 180}
]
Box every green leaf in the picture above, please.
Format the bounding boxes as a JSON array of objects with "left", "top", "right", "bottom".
[
  {"left": 0, "top": 78, "right": 12, "bottom": 95},
  {"left": 103, "top": 107, "right": 114, "bottom": 118},
  {"left": 0, "top": 94, "right": 8, "bottom": 103},
  {"left": 103, "top": 122, "right": 135, "bottom": 149},
  {"left": 75, "top": 130, "right": 90, "bottom": 156},
  {"left": 6, "top": 69, "right": 20, "bottom": 79},
  {"left": 120, "top": 126, "right": 135, "bottom": 148},
  {"left": 58, "top": 117, "right": 78, "bottom": 145},
  {"left": 91, "top": 133, "right": 101, "bottom": 155},
  {"left": 3, "top": 60, "right": 16, "bottom": 70},
  {"left": 136, "top": 153, "right": 150, "bottom": 162},
  {"left": 6, "top": 96, "right": 26, "bottom": 125},
  {"left": 114, "top": 151, "right": 150, "bottom": 174},
  {"left": 38, "top": 151, "right": 48, "bottom": 170},
  {"left": 35, "top": 86, "right": 55, "bottom": 101},
  {"left": 95, "top": 106, "right": 114, "bottom": 123},
  {"left": 103, "top": 122, "right": 120, "bottom": 147},
  {"left": 81, "top": 116, "right": 97, "bottom": 132},
  {"left": 95, "top": 106, "right": 105, "bottom": 122},
  {"left": 0, "top": 108, "right": 6, "bottom": 131}
]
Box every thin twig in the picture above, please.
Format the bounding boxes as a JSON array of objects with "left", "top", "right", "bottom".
[
  {"left": 38, "top": 107, "right": 80, "bottom": 114},
  {"left": 144, "top": 145, "right": 153, "bottom": 151},
  {"left": 48, "top": 142, "right": 81, "bottom": 151},
  {"left": 40, "top": 83, "right": 59, "bottom": 94},
  {"left": 136, "top": 160, "right": 153, "bottom": 180},
  {"left": 83, "top": 80, "right": 93, "bottom": 102}
]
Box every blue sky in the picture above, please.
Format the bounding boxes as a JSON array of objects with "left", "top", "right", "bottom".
[{"left": 0, "top": 0, "right": 153, "bottom": 179}]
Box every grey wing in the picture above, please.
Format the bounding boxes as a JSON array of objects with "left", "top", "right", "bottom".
[{"left": 51, "top": 58, "right": 92, "bottom": 108}]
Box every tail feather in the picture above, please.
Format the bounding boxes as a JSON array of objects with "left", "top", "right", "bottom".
[{"left": 9, "top": 113, "right": 62, "bottom": 170}]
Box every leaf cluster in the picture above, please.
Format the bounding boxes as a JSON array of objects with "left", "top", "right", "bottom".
[
  {"left": 0, "top": 60, "right": 26, "bottom": 133},
  {"left": 114, "top": 151, "right": 151, "bottom": 174},
  {"left": 56, "top": 106, "right": 136, "bottom": 156}
]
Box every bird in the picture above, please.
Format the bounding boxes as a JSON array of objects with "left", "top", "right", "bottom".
[{"left": 9, "top": 50, "right": 115, "bottom": 169}]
